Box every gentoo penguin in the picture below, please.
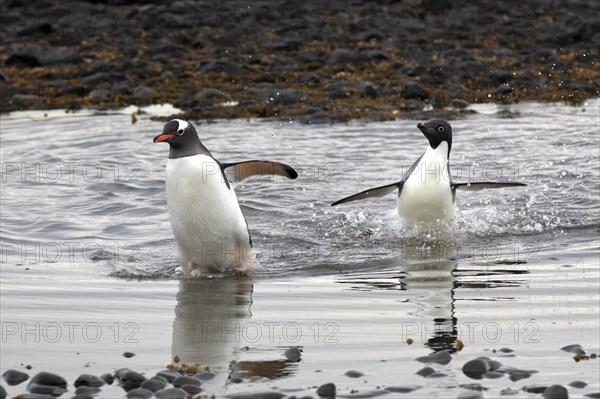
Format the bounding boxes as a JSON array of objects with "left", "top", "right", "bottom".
[
  {"left": 331, "top": 119, "right": 526, "bottom": 230},
  {"left": 154, "top": 119, "right": 298, "bottom": 276}
]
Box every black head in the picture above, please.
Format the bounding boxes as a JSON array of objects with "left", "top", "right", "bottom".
[
  {"left": 153, "top": 119, "right": 211, "bottom": 159},
  {"left": 416, "top": 118, "right": 452, "bottom": 157}
]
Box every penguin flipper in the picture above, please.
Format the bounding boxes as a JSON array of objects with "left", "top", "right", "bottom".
[
  {"left": 452, "top": 182, "right": 527, "bottom": 191},
  {"left": 221, "top": 160, "right": 298, "bottom": 182},
  {"left": 331, "top": 181, "right": 403, "bottom": 206}
]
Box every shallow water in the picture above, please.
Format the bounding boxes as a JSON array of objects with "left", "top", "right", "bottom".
[{"left": 1, "top": 100, "right": 599, "bottom": 398}]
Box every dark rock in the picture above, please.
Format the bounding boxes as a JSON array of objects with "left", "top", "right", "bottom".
[
  {"left": 195, "top": 88, "right": 232, "bottom": 103},
  {"left": 416, "top": 366, "right": 435, "bottom": 377},
  {"left": 118, "top": 370, "right": 146, "bottom": 391},
  {"left": 452, "top": 99, "right": 470, "bottom": 109},
  {"left": 386, "top": 385, "right": 422, "bottom": 393},
  {"left": 298, "top": 110, "right": 333, "bottom": 124},
  {"left": 3, "top": 369, "right": 29, "bottom": 385},
  {"left": 500, "top": 388, "right": 521, "bottom": 395},
  {"left": 585, "top": 393, "right": 600, "bottom": 399},
  {"left": 299, "top": 72, "right": 321, "bottom": 84},
  {"left": 462, "top": 357, "right": 497, "bottom": 379},
  {"left": 181, "top": 384, "right": 202, "bottom": 395},
  {"left": 127, "top": 388, "right": 153, "bottom": 399},
  {"left": 415, "top": 351, "right": 452, "bottom": 365},
  {"left": 508, "top": 370, "right": 534, "bottom": 381},
  {"left": 17, "top": 22, "right": 53, "bottom": 37},
  {"left": 568, "top": 381, "right": 587, "bottom": 388},
  {"left": 317, "top": 383, "right": 336, "bottom": 398},
  {"left": 497, "top": 83, "right": 514, "bottom": 94},
  {"left": 482, "top": 371, "right": 504, "bottom": 379},
  {"left": 284, "top": 347, "right": 303, "bottom": 362},
  {"left": 133, "top": 86, "right": 154, "bottom": 97},
  {"left": 89, "top": 89, "right": 112, "bottom": 99},
  {"left": 524, "top": 384, "right": 550, "bottom": 394},
  {"left": 74, "top": 374, "right": 105, "bottom": 388},
  {"left": 490, "top": 70, "right": 514, "bottom": 84},
  {"left": 12, "top": 94, "right": 39, "bottom": 103},
  {"left": 226, "top": 392, "right": 285, "bottom": 399},
  {"left": 543, "top": 385, "right": 569, "bottom": 399},
  {"left": 75, "top": 386, "right": 101, "bottom": 395},
  {"left": 459, "top": 384, "right": 488, "bottom": 391},
  {"left": 200, "top": 61, "right": 247, "bottom": 74},
  {"left": 364, "top": 49, "right": 389, "bottom": 60},
  {"left": 172, "top": 376, "right": 201, "bottom": 388},
  {"left": 6, "top": 44, "right": 81, "bottom": 67},
  {"left": 344, "top": 370, "right": 363, "bottom": 378},
  {"left": 400, "top": 81, "right": 427, "bottom": 100},
  {"left": 0, "top": 385, "right": 6, "bottom": 399},
  {"left": 457, "top": 392, "right": 483, "bottom": 399},
  {"left": 28, "top": 382, "right": 67, "bottom": 396},
  {"left": 29, "top": 372, "right": 67, "bottom": 388},
  {"left": 327, "top": 48, "right": 365, "bottom": 65},
  {"left": 100, "top": 373, "right": 114, "bottom": 385},
  {"left": 498, "top": 347, "right": 515, "bottom": 353},
  {"left": 113, "top": 82, "right": 132, "bottom": 95},
  {"left": 155, "top": 370, "right": 180, "bottom": 383},
  {"left": 155, "top": 387, "right": 188, "bottom": 399},
  {"left": 560, "top": 344, "right": 586, "bottom": 354},
  {"left": 141, "top": 377, "right": 167, "bottom": 392},
  {"left": 363, "top": 85, "right": 377, "bottom": 99}
]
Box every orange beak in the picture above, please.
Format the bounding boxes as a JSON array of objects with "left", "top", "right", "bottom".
[{"left": 153, "top": 133, "right": 175, "bottom": 143}]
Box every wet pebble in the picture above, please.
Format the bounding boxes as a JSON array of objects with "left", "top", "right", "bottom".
[
  {"left": 415, "top": 350, "right": 452, "bottom": 365},
  {"left": 523, "top": 384, "right": 549, "bottom": 394},
  {"left": 317, "top": 382, "right": 336, "bottom": 398},
  {"left": 482, "top": 371, "right": 504, "bottom": 379},
  {"left": 226, "top": 392, "right": 285, "bottom": 399},
  {"left": 28, "top": 371, "right": 67, "bottom": 388},
  {"left": 0, "top": 385, "right": 6, "bottom": 399},
  {"left": 508, "top": 369, "right": 536, "bottom": 382},
  {"left": 2, "top": 369, "right": 29, "bottom": 385},
  {"left": 156, "top": 370, "right": 181, "bottom": 383},
  {"left": 500, "top": 388, "right": 520, "bottom": 395},
  {"left": 344, "top": 370, "right": 363, "bottom": 378},
  {"left": 100, "top": 373, "right": 113, "bottom": 385},
  {"left": 457, "top": 392, "right": 483, "bottom": 399},
  {"left": 181, "top": 384, "right": 202, "bottom": 395},
  {"left": 561, "top": 344, "right": 586, "bottom": 354},
  {"left": 568, "top": 381, "right": 587, "bottom": 388},
  {"left": 459, "top": 384, "right": 488, "bottom": 391},
  {"left": 193, "top": 372, "right": 216, "bottom": 381},
  {"left": 155, "top": 387, "right": 188, "bottom": 399},
  {"left": 284, "top": 347, "right": 303, "bottom": 362},
  {"left": 122, "top": 352, "right": 136, "bottom": 358},
  {"left": 28, "top": 382, "right": 67, "bottom": 396},
  {"left": 173, "top": 376, "right": 201, "bottom": 388},
  {"left": 462, "top": 357, "right": 501, "bottom": 379},
  {"left": 141, "top": 376, "right": 167, "bottom": 392},
  {"left": 75, "top": 385, "right": 101, "bottom": 395},
  {"left": 127, "top": 388, "right": 153, "bottom": 399},
  {"left": 585, "top": 393, "right": 600, "bottom": 398},
  {"left": 416, "top": 366, "right": 435, "bottom": 377},
  {"left": 543, "top": 385, "right": 569, "bottom": 399},
  {"left": 74, "top": 374, "right": 105, "bottom": 388},
  {"left": 498, "top": 347, "right": 515, "bottom": 353},
  {"left": 118, "top": 370, "right": 146, "bottom": 391},
  {"left": 385, "top": 385, "right": 422, "bottom": 393}
]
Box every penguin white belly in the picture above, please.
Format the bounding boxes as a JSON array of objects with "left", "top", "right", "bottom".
[
  {"left": 397, "top": 143, "right": 455, "bottom": 229},
  {"left": 165, "top": 155, "right": 253, "bottom": 275}
]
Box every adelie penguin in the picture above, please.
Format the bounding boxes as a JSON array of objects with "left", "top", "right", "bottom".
[
  {"left": 154, "top": 119, "right": 298, "bottom": 276},
  {"left": 331, "top": 119, "right": 526, "bottom": 230}
]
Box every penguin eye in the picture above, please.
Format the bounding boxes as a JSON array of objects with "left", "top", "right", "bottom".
[
  {"left": 437, "top": 126, "right": 445, "bottom": 132},
  {"left": 176, "top": 129, "right": 184, "bottom": 135}
]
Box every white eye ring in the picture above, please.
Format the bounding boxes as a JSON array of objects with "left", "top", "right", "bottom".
[
  {"left": 177, "top": 129, "right": 184, "bottom": 135},
  {"left": 437, "top": 126, "right": 445, "bottom": 132}
]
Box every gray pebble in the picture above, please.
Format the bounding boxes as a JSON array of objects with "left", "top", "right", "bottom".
[
  {"left": 193, "top": 372, "right": 215, "bottom": 381},
  {"left": 226, "top": 392, "right": 285, "bottom": 399},
  {"left": 427, "top": 372, "right": 448, "bottom": 378},
  {"left": 568, "top": 381, "right": 587, "bottom": 388},
  {"left": 416, "top": 366, "right": 435, "bottom": 377},
  {"left": 123, "top": 352, "right": 136, "bottom": 358},
  {"left": 0, "top": 385, "right": 6, "bottom": 399},
  {"left": 585, "top": 393, "right": 600, "bottom": 398},
  {"left": 284, "top": 347, "right": 303, "bottom": 362},
  {"left": 119, "top": 370, "right": 146, "bottom": 391},
  {"left": 462, "top": 357, "right": 501, "bottom": 379},
  {"left": 74, "top": 374, "right": 105, "bottom": 388},
  {"left": 498, "top": 347, "right": 515, "bottom": 353},
  {"left": 127, "top": 388, "right": 154, "bottom": 399},
  {"left": 385, "top": 385, "right": 421, "bottom": 393},
  {"left": 457, "top": 392, "right": 483, "bottom": 399},
  {"left": 524, "top": 384, "right": 549, "bottom": 393},
  {"left": 482, "top": 371, "right": 504, "bottom": 379},
  {"left": 560, "top": 344, "right": 586, "bottom": 354},
  {"left": 2, "top": 369, "right": 29, "bottom": 385},
  {"left": 500, "top": 388, "right": 520, "bottom": 395},
  {"left": 181, "top": 384, "right": 202, "bottom": 395},
  {"left": 543, "top": 385, "right": 569, "bottom": 399},
  {"left": 75, "top": 386, "right": 101, "bottom": 395},
  {"left": 508, "top": 370, "right": 535, "bottom": 382},
  {"left": 89, "top": 88, "right": 112, "bottom": 100},
  {"left": 155, "top": 387, "right": 187, "bottom": 399},
  {"left": 141, "top": 376, "right": 167, "bottom": 392},
  {"left": 344, "top": 370, "right": 363, "bottom": 378},
  {"left": 415, "top": 351, "right": 452, "bottom": 365},
  {"left": 156, "top": 370, "right": 181, "bottom": 383},
  {"left": 459, "top": 384, "right": 488, "bottom": 391},
  {"left": 100, "top": 373, "right": 114, "bottom": 385},
  {"left": 172, "top": 375, "right": 201, "bottom": 388},
  {"left": 28, "top": 382, "right": 66, "bottom": 395},
  {"left": 29, "top": 371, "right": 67, "bottom": 388},
  {"left": 317, "top": 382, "right": 336, "bottom": 398}
]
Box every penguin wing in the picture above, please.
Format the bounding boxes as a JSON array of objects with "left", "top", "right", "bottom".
[
  {"left": 331, "top": 181, "right": 404, "bottom": 206},
  {"left": 221, "top": 160, "right": 298, "bottom": 182},
  {"left": 451, "top": 182, "right": 527, "bottom": 191}
]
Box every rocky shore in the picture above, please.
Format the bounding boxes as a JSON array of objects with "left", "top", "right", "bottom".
[{"left": 1, "top": 0, "right": 598, "bottom": 123}]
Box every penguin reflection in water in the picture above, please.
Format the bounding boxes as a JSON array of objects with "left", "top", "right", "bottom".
[
  {"left": 154, "top": 119, "right": 298, "bottom": 276},
  {"left": 331, "top": 119, "right": 526, "bottom": 229}
]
